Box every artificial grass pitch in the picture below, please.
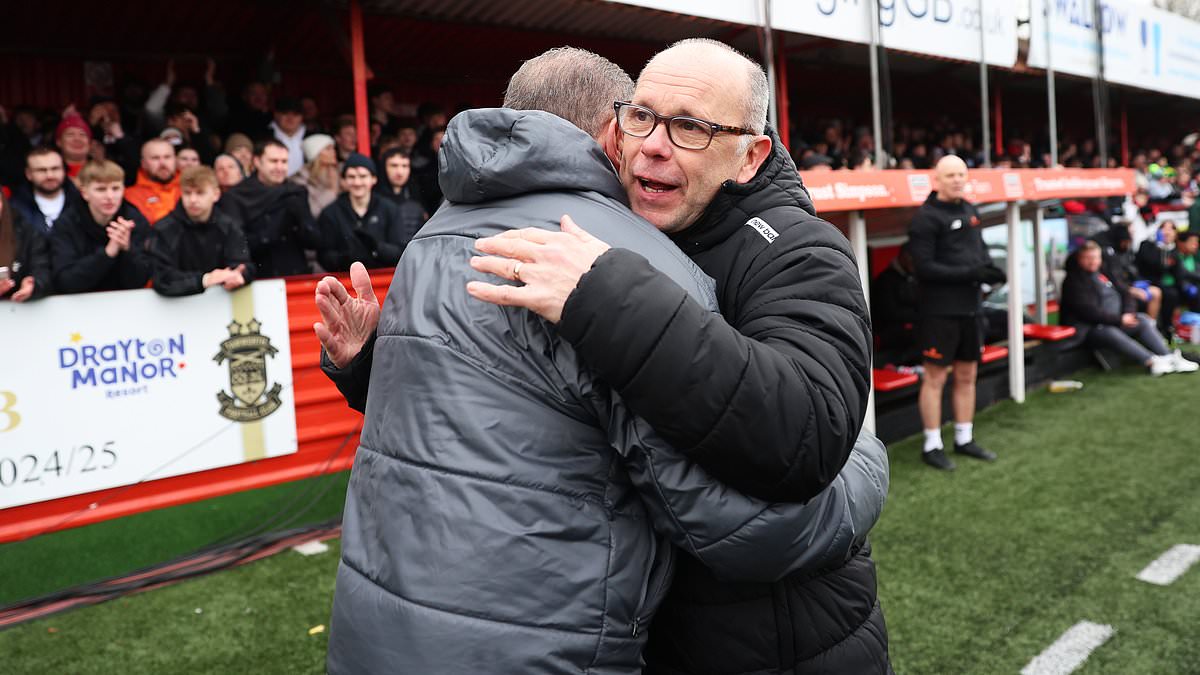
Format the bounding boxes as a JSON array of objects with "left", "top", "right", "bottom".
[{"left": 2, "top": 363, "right": 1199, "bottom": 673}]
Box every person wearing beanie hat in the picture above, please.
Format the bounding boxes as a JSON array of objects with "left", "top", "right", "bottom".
[
  {"left": 56, "top": 114, "right": 94, "bottom": 183},
  {"left": 290, "top": 134, "right": 341, "bottom": 217},
  {"left": 224, "top": 133, "right": 255, "bottom": 174},
  {"left": 214, "top": 154, "right": 247, "bottom": 194},
  {"left": 303, "top": 134, "right": 335, "bottom": 164},
  {"left": 340, "top": 152, "right": 376, "bottom": 177},
  {"left": 316, "top": 151, "right": 405, "bottom": 272}
]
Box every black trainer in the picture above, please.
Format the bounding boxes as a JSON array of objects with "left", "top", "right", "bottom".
[
  {"left": 954, "top": 441, "right": 997, "bottom": 462},
  {"left": 922, "top": 448, "right": 956, "bottom": 471}
]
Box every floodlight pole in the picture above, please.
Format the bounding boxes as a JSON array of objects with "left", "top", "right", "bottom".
[
  {"left": 979, "top": 0, "right": 991, "bottom": 167},
  {"left": 869, "top": 0, "right": 885, "bottom": 168},
  {"left": 1046, "top": 0, "right": 1058, "bottom": 166}
]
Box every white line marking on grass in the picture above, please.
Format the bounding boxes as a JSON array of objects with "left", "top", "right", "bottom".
[
  {"left": 1021, "top": 621, "right": 1114, "bottom": 675},
  {"left": 292, "top": 540, "right": 330, "bottom": 556},
  {"left": 1136, "top": 544, "right": 1200, "bottom": 586}
]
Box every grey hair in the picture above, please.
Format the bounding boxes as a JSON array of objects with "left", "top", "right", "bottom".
[
  {"left": 645, "top": 38, "right": 769, "bottom": 154},
  {"left": 502, "top": 47, "right": 634, "bottom": 138}
]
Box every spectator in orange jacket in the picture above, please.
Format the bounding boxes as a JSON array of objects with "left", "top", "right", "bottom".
[{"left": 124, "top": 138, "right": 180, "bottom": 224}]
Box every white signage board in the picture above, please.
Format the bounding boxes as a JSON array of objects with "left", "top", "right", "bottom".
[
  {"left": 608, "top": 0, "right": 1018, "bottom": 67},
  {"left": 1029, "top": 0, "right": 1200, "bottom": 100},
  {"left": 0, "top": 281, "right": 297, "bottom": 510}
]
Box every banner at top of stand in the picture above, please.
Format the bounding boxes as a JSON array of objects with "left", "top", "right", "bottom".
[
  {"left": 1028, "top": 0, "right": 1200, "bottom": 100},
  {"left": 608, "top": 0, "right": 1019, "bottom": 67}
]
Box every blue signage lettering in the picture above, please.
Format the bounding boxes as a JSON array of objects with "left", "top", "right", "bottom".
[
  {"left": 877, "top": 0, "right": 954, "bottom": 28},
  {"left": 58, "top": 333, "right": 185, "bottom": 391},
  {"left": 1056, "top": 0, "right": 1127, "bottom": 36}
]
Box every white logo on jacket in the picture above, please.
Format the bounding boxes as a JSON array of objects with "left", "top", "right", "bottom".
[
  {"left": 950, "top": 219, "right": 963, "bottom": 230},
  {"left": 746, "top": 217, "right": 779, "bottom": 244}
]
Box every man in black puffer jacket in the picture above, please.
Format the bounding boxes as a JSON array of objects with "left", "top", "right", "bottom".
[
  {"left": 147, "top": 166, "right": 255, "bottom": 297},
  {"left": 468, "top": 39, "right": 887, "bottom": 674},
  {"left": 220, "top": 139, "right": 321, "bottom": 278},
  {"left": 50, "top": 160, "right": 151, "bottom": 295}
]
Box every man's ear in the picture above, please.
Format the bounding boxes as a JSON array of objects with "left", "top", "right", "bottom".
[
  {"left": 600, "top": 117, "right": 622, "bottom": 171},
  {"left": 735, "top": 135, "right": 773, "bottom": 184}
]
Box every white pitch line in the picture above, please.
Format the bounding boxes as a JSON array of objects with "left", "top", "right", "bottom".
[
  {"left": 292, "top": 540, "right": 330, "bottom": 556},
  {"left": 1136, "top": 544, "right": 1200, "bottom": 586},
  {"left": 1021, "top": 621, "right": 1114, "bottom": 675}
]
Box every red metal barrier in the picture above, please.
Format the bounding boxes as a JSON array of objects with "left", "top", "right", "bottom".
[{"left": 0, "top": 269, "right": 395, "bottom": 544}]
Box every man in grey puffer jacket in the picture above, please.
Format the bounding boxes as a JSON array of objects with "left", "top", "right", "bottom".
[{"left": 323, "top": 48, "right": 887, "bottom": 674}]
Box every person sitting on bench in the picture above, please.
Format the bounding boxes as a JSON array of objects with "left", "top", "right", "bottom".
[{"left": 1061, "top": 241, "right": 1196, "bottom": 376}]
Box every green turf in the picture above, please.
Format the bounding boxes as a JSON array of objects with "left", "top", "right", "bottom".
[
  {"left": 2, "top": 540, "right": 341, "bottom": 674},
  {"left": 2, "top": 363, "right": 1199, "bottom": 674},
  {"left": 875, "top": 362, "right": 1200, "bottom": 674},
  {"left": 0, "top": 470, "right": 349, "bottom": 606}
]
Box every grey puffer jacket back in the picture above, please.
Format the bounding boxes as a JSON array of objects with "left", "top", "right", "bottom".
[{"left": 326, "top": 109, "right": 889, "bottom": 674}]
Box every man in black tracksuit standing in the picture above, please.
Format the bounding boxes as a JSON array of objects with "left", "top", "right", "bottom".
[{"left": 906, "top": 155, "right": 1007, "bottom": 471}]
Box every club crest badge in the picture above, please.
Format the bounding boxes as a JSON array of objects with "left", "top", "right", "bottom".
[{"left": 214, "top": 318, "right": 282, "bottom": 422}]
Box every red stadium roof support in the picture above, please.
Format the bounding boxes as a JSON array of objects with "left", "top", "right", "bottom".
[
  {"left": 775, "top": 31, "right": 789, "bottom": 151},
  {"left": 349, "top": 0, "right": 371, "bottom": 156}
]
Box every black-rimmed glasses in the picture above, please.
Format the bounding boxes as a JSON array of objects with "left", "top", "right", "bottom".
[{"left": 614, "top": 101, "right": 757, "bottom": 151}]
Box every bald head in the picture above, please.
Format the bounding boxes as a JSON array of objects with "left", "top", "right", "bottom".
[
  {"left": 643, "top": 38, "right": 768, "bottom": 137},
  {"left": 141, "top": 138, "right": 177, "bottom": 184},
  {"left": 934, "top": 154, "right": 968, "bottom": 202},
  {"left": 618, "top": 38, "right": 774, "bottom": 234}
]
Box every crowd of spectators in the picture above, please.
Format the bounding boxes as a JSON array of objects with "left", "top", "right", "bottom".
[
  {"left": 6, "top": 59, "right": 1200, "bottom": 315},
  {"left": 788, "top": 115, "right": 1200, "bottom": 189},
  {"left": 0, "top": 61, "right": 438, "bottom": 303}
]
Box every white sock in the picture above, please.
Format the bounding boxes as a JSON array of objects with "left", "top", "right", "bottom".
[
  {"left": 955, "top": 422, "right": 973, "bottom": 446},
  {"left": 923, "top": 429, "right": 943, "bottom": 453}
]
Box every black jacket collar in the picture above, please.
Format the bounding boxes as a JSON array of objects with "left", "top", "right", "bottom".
[{"left": 670, "top": 126, "right": 816, "bottom": 254}]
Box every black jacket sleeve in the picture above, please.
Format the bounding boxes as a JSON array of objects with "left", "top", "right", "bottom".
[
  {"left": 1061, "top": 272, "right": 1122, "bottom": 326},
  {"left": 9, "top": 212, "right": 52, "bottom": 300},
  {"left": 148, "top": 228, "right": 205, "bottom": 296},
  {"left": 907, "top": 210, "right": 978, "bottom": 283},
  {"left": 289, "top": 193, "right": 323, "bottom": 250},
  {"left": 117, "top": 214, "right": 154, "bottom": 289},
  {"left": 1135, "top": 241, "right": 1164, "bottom": 282},
  {"left": 225, "top": 222, "right": 256, "bottom": 284},
  {"left": 26, "top": 226, "right": 52, "bottom": 299},
  {"left": 51, "top": 227, "right": 118, "bottom": 294},
  {"left": 320, "top": 330, "right": 376, "bottom": 413},
  {"left": 317, "top": 208, "right": 353, "bottom": 273},
  {"left": 559, "top": 233, "right": 871, "bottom": 504}
]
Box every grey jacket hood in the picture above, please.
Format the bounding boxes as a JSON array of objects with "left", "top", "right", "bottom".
[{"left": 439, "top": 108, "right": 625, "bottom": 205}]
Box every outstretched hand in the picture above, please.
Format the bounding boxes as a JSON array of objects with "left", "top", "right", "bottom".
[
  {"left": 467, "top": 215, "right": 610, "bottom": 324},
  {"left": 314, "top": 262, "right": 381, "bottom": 369}
]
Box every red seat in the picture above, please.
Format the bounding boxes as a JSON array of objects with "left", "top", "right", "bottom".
[
  {"left": 873, "top": 368, "right": 919, "bottom": 392},
  {"left": 981, "top": 345, "right": 1009, "bottom": 363},
  {"left": 1023, "top": 324, "right": 1077, "bottom": 341}
]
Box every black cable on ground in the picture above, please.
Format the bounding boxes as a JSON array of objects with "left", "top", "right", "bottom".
[{"left": 0, "top": 518, "right": 342, "bottom": 629}]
